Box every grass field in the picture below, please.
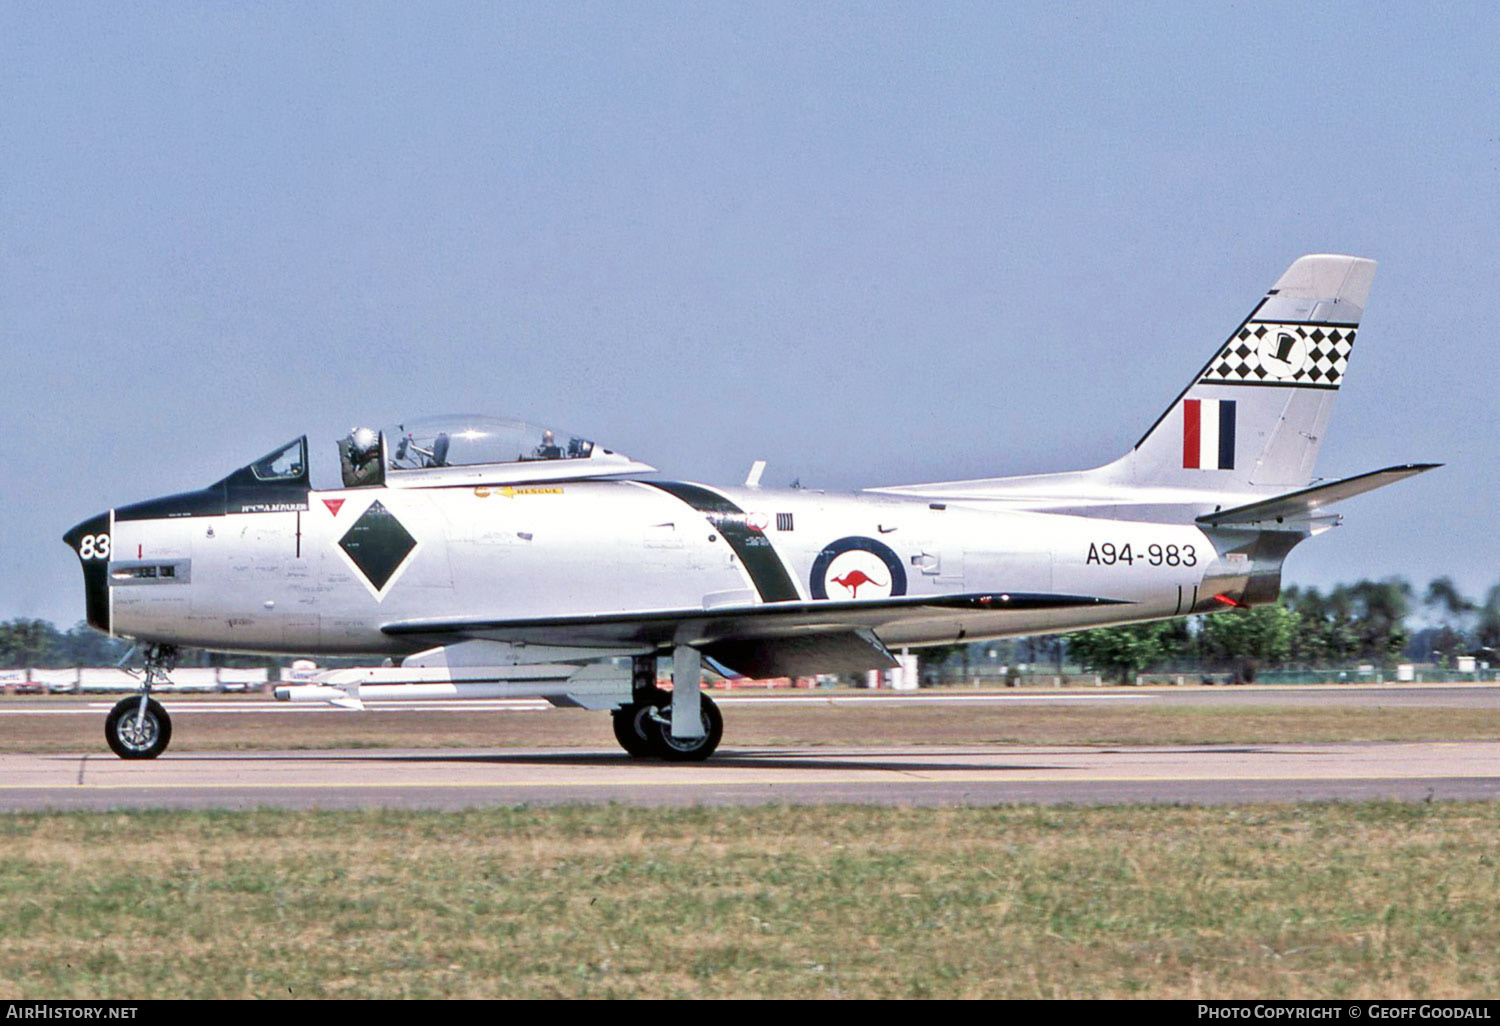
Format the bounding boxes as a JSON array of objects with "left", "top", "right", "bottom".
[
  {"left": 1, "top": 802, "right": 1497, "bottom": 999},
  {"left": 6, "top": 697, "right": 1500, "bottom": 752}
]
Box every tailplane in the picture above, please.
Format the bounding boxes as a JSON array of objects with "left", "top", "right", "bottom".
[{"left": 1196, "top": 464, "right": 1439, "bottom": 529}]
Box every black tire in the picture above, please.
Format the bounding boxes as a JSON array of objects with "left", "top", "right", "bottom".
[
  {"left": 645, "top": 693, "right": 723, "bottom": 762},
  {"left": 611, "top": 703, "right": 656, "bottom": 757},
  {"left": 104, "top": 697, "right": 172, "bottom": 760}
]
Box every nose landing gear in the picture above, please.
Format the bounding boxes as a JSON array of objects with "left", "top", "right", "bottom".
[{"left": 105, "top": 644, "right": 177, "bottom": 760}]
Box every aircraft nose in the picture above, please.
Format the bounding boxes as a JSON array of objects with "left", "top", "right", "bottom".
[
  {"left": 63, "top": 514, "right": 102, "bottom": 553},
  {"left": 63, "top": 510, "right": 113, "bottom": 634}
]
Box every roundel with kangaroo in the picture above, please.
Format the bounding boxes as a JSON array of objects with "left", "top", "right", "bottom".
[{"left": 810, "top": 536, "right": 907, "bottom": 601}]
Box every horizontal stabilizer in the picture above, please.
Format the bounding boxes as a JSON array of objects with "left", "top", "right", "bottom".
[{"left": 1196, "top": 464, "right": 1440, "bottom": 527}]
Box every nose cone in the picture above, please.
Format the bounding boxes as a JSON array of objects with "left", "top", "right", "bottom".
[
  {"left": 63, "top": 511, "right": 112, "bottom": 634},
  {"left": 62, "top": 514, "right": 101, "bottom": 552}
]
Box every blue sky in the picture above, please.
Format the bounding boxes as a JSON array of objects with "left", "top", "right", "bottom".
[{"left": 4, "top": 2, "right": 1498, "bottom": 625}]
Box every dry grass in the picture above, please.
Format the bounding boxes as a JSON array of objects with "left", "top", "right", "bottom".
[
  {"left": 1, "top": 803, "right": 1497, "bottom": 998},
  {"left": 5, "top": 698, "right": 1500, "bottom": 753}
]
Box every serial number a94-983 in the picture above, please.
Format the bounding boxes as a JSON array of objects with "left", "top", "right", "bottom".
[{"left": 1086, "top": 542, "right": 1196, "bottom": 567}]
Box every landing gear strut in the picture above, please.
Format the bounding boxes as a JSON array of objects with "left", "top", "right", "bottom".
[{"left": 105, "top": 644, "right": 176, "bottom": 760}]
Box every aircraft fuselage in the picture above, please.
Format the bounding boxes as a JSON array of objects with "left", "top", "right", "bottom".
[{"left": 80, "top": 479, "right": 1266, "bottom": 657}]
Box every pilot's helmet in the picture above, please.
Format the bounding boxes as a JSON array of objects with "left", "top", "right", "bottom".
[
  {"left": 542, "top": 430, "right": 555, "bottom": 444},
  {"left": 348, "top": 427, "right": 379, "bottom": 462}
]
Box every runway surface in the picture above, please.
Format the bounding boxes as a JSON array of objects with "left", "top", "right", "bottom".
[{"left": 3, "top": 739, "right": 1499, "bottom": 810}]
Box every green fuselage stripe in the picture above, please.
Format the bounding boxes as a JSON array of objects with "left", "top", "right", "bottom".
[{"left": 645, "top": 482, "right": 802, "bottom": 603}]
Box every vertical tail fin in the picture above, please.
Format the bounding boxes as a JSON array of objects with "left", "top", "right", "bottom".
[{"left": 1107, "top": 254, "right": 1376, "bottom": 492}]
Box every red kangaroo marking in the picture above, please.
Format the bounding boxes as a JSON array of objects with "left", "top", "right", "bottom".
[{"left": 832, "top": 569, "right": 886, "bottom": 597}]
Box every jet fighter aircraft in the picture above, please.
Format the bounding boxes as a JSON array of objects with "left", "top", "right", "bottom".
[{"left": 64, "top": 254, "right": 1436, "bottom": 760}]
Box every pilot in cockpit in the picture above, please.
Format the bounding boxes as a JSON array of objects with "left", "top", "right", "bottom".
[
  {"left": 533, "top": 429, "right": 563, "bottom": 460},
  {"left": 339, "top": 427, "right": 384, "bottom": 488}
]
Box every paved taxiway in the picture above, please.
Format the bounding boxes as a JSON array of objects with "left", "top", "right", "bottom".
[
  {"left": 4, "top": 685, "right": 1499, "bottom": 809},
  {"left": 2, "top": 739, "right": 1498, "bottom": 810}
]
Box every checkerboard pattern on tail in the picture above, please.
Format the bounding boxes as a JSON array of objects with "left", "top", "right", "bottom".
[{"left": 1201, "top": 322, "right": 1356, "bottom": 389}]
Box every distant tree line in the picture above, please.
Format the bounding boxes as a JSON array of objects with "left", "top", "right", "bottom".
[
  {"left": 0, "top": 620, "right": 278, "bottom": 671},
  {"left": 0, "top": 620, "right": 129, "bottom": 669},
  {"left": 924, "top": 577, "right": 1500, "bottom": 686}
]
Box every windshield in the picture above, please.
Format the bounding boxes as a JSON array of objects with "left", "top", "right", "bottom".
[
  {"left": 384, "top": 416, "right": 594, "bottom": 471},
  {"left": 249, "top": 437, "right": 307, "bottom": 482}
]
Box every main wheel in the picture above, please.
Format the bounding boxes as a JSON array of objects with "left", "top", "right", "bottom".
[
  {"left": 105, "top": 697, "right": 172, "bottom": 760},
  {"left": 645, "top": 693, "right": 723, "bottom": 762},
  {"left": 611, "top": 702, "right": 657, "bottom": 757}
]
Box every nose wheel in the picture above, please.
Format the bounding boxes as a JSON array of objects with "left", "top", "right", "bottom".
[
  {"left": 106, "top": 644, "right": 177, "bottom": 759},
  {"left": 105, "top": 696, "right": 172, "bottom": 759}
]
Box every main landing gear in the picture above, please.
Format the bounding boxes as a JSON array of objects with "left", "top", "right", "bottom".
[
  {"left": 611, "top": 652, "right": 724, "bottom": 761},
  {"left": 612, "top": 691, "right": 724, "bottom": 761},
  {"left": 105, "top": 644, "right": 176, "bottom": 760}
]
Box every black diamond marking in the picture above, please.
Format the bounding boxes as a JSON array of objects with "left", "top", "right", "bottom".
[
  {"left": 1308, "top": 366, "right": 1324, "bottom": 381},
  {"left": 1253, "top": 365, "right": 1267, "bottom": 378},
  {"left": 339, "top": 500, "right": 417, "bottom": 591},
  {"left": 1253, "top": 326, "right": 1268, "bottom": 338},
  {"left": 1327, "top": 330, "right": 1343, "bottom": 343},
  {"left": 1310, "top": 328, "right": 1325, "bottom": 342},
  {"left": 1235, "top": 343, "right": 1251, "bottom": 358},
  {"left": 1325, "top": 368, "right": 1340, "bottom": 382},
  {"left": 1238, "top": 328, "right": 1251, "bottom": 340}
]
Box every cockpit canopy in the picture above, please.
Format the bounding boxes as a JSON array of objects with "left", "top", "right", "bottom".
[
  {"left": 336, "top": 414, "right": 654, "bottom": 490},
  {"left": 386, "top": 416, "right": 595, "bottom": 471},
  {"left": 126, "top": 413, "right": 650, "bottom": 520}
]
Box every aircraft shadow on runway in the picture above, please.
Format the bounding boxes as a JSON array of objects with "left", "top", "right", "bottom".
[{"left": 164, "top": 749, "right": 1083, "bottom": 774}]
